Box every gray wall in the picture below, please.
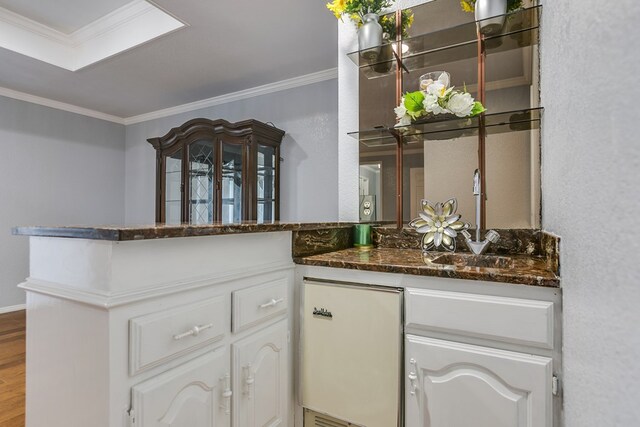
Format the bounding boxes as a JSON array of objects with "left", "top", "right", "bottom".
[
  {"left": 125, "top": 79, "right": 339, "bottom": 224},
  {"left": 540, "top": 0, "right": 640, "bottom": 424},
  {"left": 0, "top": 96, "right": 125, "bottom": 309}
]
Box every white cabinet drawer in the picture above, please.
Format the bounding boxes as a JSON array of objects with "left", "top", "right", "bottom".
[
  {"left": 129, "top": 295, "right": 227, "bottom": 375},
  {"left": 232, "top": 278, "right": 288, "bottom": 333},
  {"left": 405, "top": 288, "right": 554, "bottom": 349}
]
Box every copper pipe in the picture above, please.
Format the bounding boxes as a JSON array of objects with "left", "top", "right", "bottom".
[
  {"left": 395, "top": 9, "right": 404, "bottom": 229},
  {"left": 477, "top": 30, "right": 487, "bottom": 230}
]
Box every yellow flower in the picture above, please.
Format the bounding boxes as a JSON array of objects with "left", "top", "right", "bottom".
[
  {"left": 460, "top": 1, "right": 475, "bottom": 13},
  {"left": 326, "top": 0, "right": 347, "bottom": 19},
  {"left": 406, "top": 12, "right": 414, "bottom": 27}
]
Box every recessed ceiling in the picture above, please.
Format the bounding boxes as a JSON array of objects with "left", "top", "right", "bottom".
[
  {"left": 0, "top": 0, "right": 338, "bottom": 119},
  {"left": 0, "top": 0, "right": 185, "bottom": 71},
  {"left": 0, "top": 0, "right": 133, "bottom": 34}
]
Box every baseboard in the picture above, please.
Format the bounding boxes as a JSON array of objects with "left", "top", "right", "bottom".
[{"left": 0, "top": 304, "right": 26, "bottom": 314}]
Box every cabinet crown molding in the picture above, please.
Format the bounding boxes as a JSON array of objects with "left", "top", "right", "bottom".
[{"left": 147, "top": 118, "right": 285, "bottom": 151}]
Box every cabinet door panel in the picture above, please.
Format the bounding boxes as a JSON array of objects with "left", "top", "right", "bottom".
[
  {"left": 132, "top": 347, "right": 230, "bottom": 427},
  {"left": 405, "top": 335, "right": 552, "bottom": 427},
  {"left": 232, "top": 320, "right": 288, "bottom": 427}
]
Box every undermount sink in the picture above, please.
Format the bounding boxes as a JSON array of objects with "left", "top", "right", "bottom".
[{"left": 430, "top": 253, "right": 515, "bottom": 269}]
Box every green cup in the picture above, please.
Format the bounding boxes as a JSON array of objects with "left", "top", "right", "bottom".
[{"left": 353, "top": 224, "right": 372, "bottom": 247}]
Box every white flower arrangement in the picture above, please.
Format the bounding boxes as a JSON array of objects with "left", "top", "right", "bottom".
[{"left": 394, "top": 72, "right": 486, "bottom": 126}]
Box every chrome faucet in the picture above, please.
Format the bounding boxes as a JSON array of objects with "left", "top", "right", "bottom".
[{"left": 461, "top": 169, "right": 500, "bottom": 255}]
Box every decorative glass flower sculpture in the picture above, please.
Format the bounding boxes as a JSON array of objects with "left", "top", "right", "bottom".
[{"left": 408, "top": 198, "right": 469, "bottom": 252}]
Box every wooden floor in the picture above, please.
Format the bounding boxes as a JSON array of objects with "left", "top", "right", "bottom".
[{"left": 0, "top": 310, "right": 25, "bottom": 427}]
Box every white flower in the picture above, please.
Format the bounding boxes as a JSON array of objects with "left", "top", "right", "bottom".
[
  {"left": 397, "top": 114, "right": 412, "bottom": 126},
  {"left": 426, "top": 81, "right": 446, "bottom": 98},
  {"left": 437, "top": 72, "right": 450, "bottom": 88},
  {"left": 447, "top": 92, "right": 475, "bottom": 117},
  {"left": 423, "top": 93, "right": 449, "bottom": 115},
  {"left": 420, "top": 72, "right": 451, "bottom": 94},
  {"left": 394, "top": 101, "right": 407, "bottom": 120}
]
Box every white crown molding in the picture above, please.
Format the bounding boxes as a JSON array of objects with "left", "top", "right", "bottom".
[
  {"left": 0, "top": 0, "right": 185, "bottom": 71},
  {"left": 124, "top": 67, "right": 339, "bottom": 125},
  {"left": 71, "top": 0, "right": 156, "bottom": 45},
  {"left": 0, "top": 5, "right": 69, "bottom": 43},
  {"left": 0, "top": 303, "right": 26, "bottom": 314},
  {"left": 0, "top": 86, "right": 125, "bottom": 124},
  {"left": 0, "top": 67, "right": 338, "bottom": 126}
]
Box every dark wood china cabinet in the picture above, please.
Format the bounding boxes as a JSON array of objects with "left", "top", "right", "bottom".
[{"left": 148, "top": 118, "right": 285, "bottom": 224}]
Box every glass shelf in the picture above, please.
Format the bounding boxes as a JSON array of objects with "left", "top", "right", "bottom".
[
  {"left": 347, "top": 6, "right": 540, "bottom": 77},
  {"left": 349, "top": 107, "right": 542, "bottom": 146}
]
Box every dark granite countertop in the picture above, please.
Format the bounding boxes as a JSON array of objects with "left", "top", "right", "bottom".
[
  {"left": 294, "top": 247, "right": 560, "bottom": 288},
  {"left": 11, "top": 222, "right": 355, "bottom": 241}
]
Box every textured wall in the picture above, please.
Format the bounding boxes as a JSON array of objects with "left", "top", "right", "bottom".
[
  {"left": 124, "top": 79, "right": 339, "bottom": 224},
  {"left": 540, "top": 0, "right": 640, "bottom": 424},
  {"left": 0, "top": 96, "right": 125, "bottom": 309}
]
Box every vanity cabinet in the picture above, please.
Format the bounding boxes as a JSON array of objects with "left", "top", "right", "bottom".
[
  {"left": 294, "top": 265, "right": 561, "bottom": 427},
  {"left": 405, "top": 336, "right": 551, "bottom": 427},
  {"left": 404, "top": 287, "right": 557, "bottom": 427},
  {"left": 148, "top": 118, "right": 285, "bottom": 224}
]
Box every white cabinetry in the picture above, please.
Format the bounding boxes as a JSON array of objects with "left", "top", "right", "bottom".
[
  {"left": 233, "top": 320, "right": 289, "bottom": 427},
  {"left": 294, "top": 266, "right": 561, "bottom": 427},
  {"left": 131, "top": 347, "right": 231, "bottom": 427},
  {"left": 129, "top": 297, "right": 289, "bottom": 427},
  {"left": 20, "top": 230, "right": 295, "bottom": 427},
  {"left": 406, "top": 335, "right": 552, "bottom": 427},
  {"left": 404, "top": 287, "right": 559, "bottom": 427}
]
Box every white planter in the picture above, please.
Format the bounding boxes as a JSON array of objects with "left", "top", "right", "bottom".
[
  {"left": 475, "top": 0, "right": 508, "bottom": 35},
  {"left": 359, "top": 13, "right": 383, "bottom": 60}
]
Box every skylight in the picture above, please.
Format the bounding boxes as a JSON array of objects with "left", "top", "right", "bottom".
[{"left": 0, "top": 0, "right": 186, "bottom": 71}]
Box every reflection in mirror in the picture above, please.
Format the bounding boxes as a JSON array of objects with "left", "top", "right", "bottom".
[
  {"left": 359, "top": 163, "right": 383, "bottom": 221},
  {"left": 358, "top": 0, "right": 541, "bottom": 229},
  {"left": 359, "top": 139, "right": 398, "bottom": 222}
]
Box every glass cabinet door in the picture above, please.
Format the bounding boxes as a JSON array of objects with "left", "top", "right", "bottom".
[
  {"left": 152, "top": 119, "right": 284, "bottom": 224},
  {"left": 164, "top": 150, "right": 183, "bottom": 224},
  {"left": 257, "top": 145, "right": 276, "bottom": 223},
  {"left": 221, "top": 142, "right": 244, "bottom": 224},
  {"left": 188, "top": 139, "right": 215, "bottom": 224}
]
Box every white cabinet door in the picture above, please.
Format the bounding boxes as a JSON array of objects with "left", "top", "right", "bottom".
[
  {"left": 232, "top": 320, "right": 288, "bottom": 427},
  {"left": 406, "top": 335, "right": 552, "bottom": 427},
  {"left": 132, "top": 347, "right": 231, "bottom": 427}
]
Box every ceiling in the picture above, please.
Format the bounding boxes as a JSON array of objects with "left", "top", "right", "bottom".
[
  {"left": 0, "top": 0, "right": 338, "bottom": 119},
  {"left": 0, "top": 0, "right": 132, "bottom": 33}
]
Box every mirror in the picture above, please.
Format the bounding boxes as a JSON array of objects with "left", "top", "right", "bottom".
[
  {"left": 359, "top": 163, "right": 383, "bottom": 221},
  {"left": 358, "top": 0, "right": 540, "bottom": 228}
]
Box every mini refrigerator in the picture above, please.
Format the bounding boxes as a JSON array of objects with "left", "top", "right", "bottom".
[{"left": 301, "top": 280, "right": 403, "bottom": 427}]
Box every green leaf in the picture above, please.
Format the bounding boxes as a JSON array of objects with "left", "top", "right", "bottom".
[
  {"left": 404, "top": 90, "right": 425, "bottom": 113},
  {"left": 471, "top": 101, "right": 486, "bottom": 117}
]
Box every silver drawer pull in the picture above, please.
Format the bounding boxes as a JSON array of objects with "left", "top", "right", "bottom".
[
  {"left": 173, "top": 323, "right": 213, "bottom": 340},
  {"left": 259, "top": 298, "right": 284, "bottom": 309}
]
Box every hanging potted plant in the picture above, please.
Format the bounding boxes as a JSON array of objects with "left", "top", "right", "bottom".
[
  {"left": 374, "top": 9, "right": 414, "bottom": 73},
  {"left": 460, "top": 0, "right": 523, "bottom": 35},
  {"left": 327, "top": 0, "right": 394, "bottom": 59}
]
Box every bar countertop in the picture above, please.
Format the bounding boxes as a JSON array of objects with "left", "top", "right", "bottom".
[{"left": 11, "top": 222, "right": 355, "bottom": 241}]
